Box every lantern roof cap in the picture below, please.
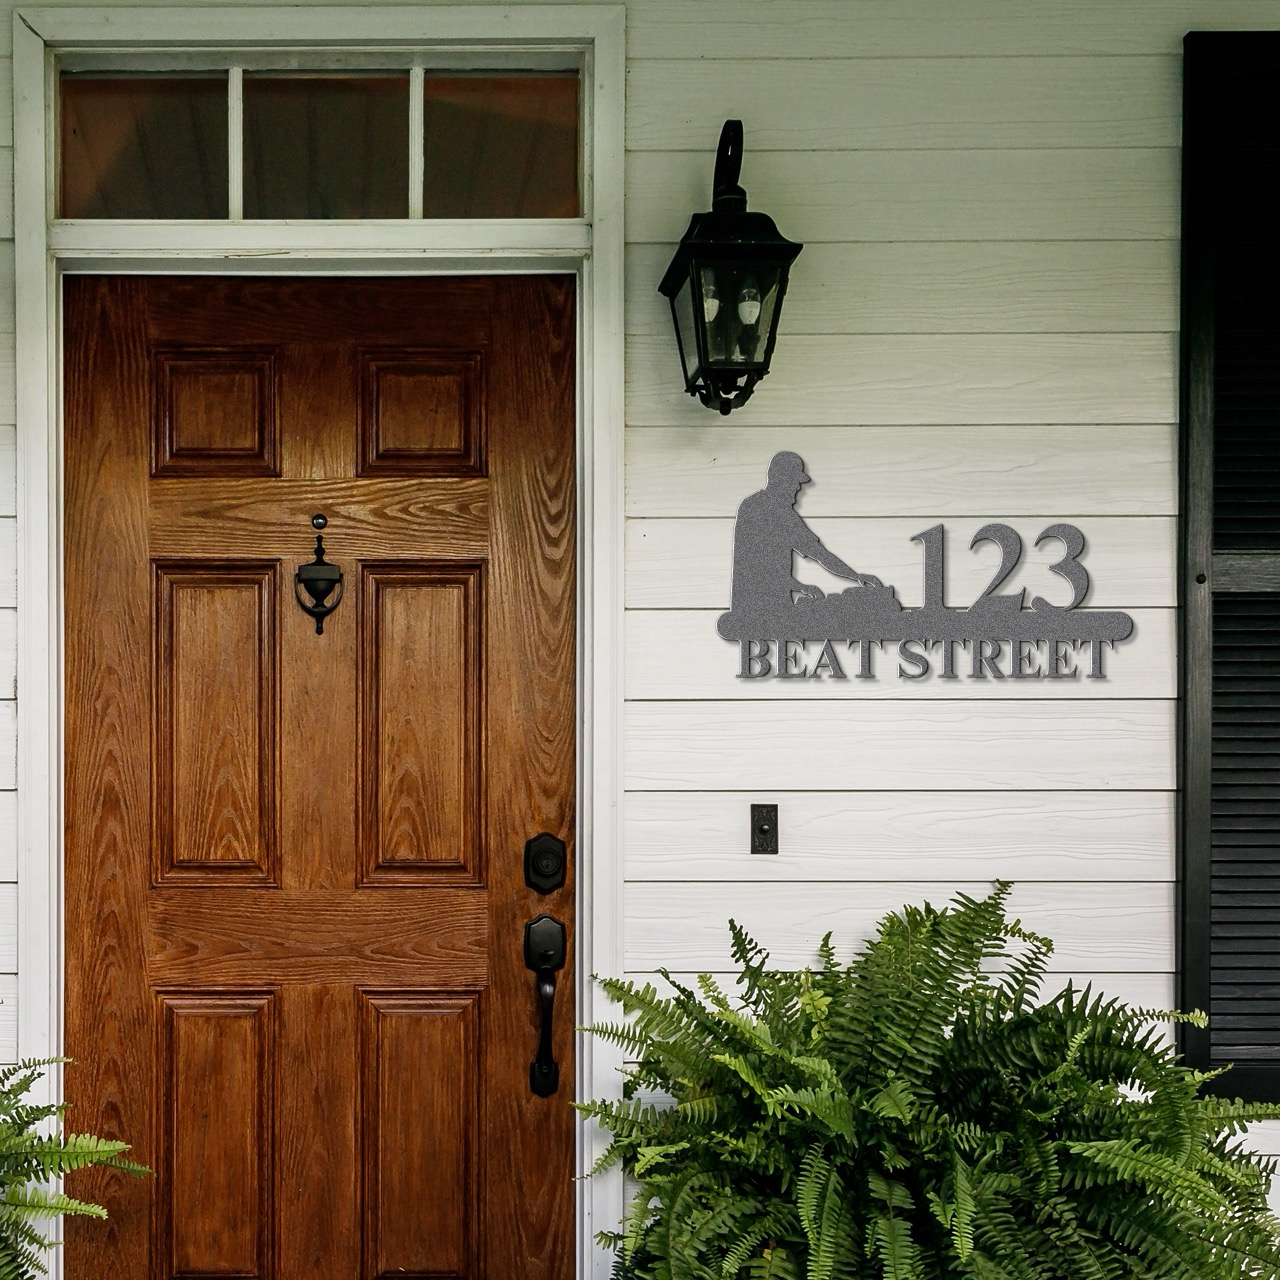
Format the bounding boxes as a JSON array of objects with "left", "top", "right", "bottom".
[
  {"left": 658, "top": 120, "right": 802, "bottom": 298},
  {"left": 658, "top": 209, "right": 802, "bottom": 297}
]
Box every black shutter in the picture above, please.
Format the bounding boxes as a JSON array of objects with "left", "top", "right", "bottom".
[{"left": 1181, "top": 32, "right": 1280, "bottom": 1099}]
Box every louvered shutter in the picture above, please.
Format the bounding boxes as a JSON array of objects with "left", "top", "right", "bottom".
[{"left": 1181, "top": 32, "right": 1280, "bottom": 1099}]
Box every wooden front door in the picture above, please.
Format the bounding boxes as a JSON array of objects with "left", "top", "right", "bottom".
[{"left": 63, "top": 276, "right": 576, "bottom": 1280}]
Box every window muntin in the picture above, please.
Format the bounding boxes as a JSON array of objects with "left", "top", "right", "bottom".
[{"left": 58, "top": 67, "right": 581, "bottom": 221}]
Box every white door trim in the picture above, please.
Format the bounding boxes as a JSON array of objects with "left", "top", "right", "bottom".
[{"left": 13, "top": 9, "right": 625, "bottom": 1277}]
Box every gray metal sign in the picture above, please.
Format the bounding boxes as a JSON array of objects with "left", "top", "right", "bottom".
[{"left": 717, "top": 452, "right": 1134, "bottom": 681}]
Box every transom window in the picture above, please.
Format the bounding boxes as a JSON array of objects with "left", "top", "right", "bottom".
[{"left": 60, "top": 67, "right": 580, "bottom": 220}]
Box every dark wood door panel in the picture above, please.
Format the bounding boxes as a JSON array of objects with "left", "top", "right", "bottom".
[
  {"left": 147, "top": 478, "right": 490, "bottom": 557},
  {"left": 64, "top": 275, "right": 576, "bottom": 1280}
]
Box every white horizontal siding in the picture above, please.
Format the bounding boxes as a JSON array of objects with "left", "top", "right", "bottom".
[
  {"left": 0, "top": 519, "right": 14, "bottom": 609},
  {"left": 627, "top": 149, "right": 1179, "bottom": 245},
  {"left": 627, "top": 701, "right": 1175, "bottom": 791},
  {"left": 625, "top": 881, "right": 1174, "bottom": 971},
  {"left": 627, "top": 517, "right": 1174, "bottom": 609},
  {"left": 0, "top": 793, "right": 14, "bottom": 883},
  {"left": 627, "top": 334, "right": 1177, "bottom": 426},
  {"left": 627, "top": 242, "right": 1180, "bottom": 336},
  {"left": 626, "top": 57, "right": 1180, "bottom": 152},
  {"left": 624, "top": 0, "right": 1280, "bottom": 58},
  {"left": 625, "top": 791, "right": 1174, "bottom": 882},
  {"left": 625, "top": 426, "right": 1177, "bottom": 517}
]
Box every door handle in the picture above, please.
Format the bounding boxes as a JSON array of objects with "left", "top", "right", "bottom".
[{"left": 524, "top": 914, "right": 566, "bottom": 1097}]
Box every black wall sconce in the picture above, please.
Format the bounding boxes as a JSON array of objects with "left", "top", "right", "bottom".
[{"left": 659, "top": 120, "right": 803, "bottom": 415}]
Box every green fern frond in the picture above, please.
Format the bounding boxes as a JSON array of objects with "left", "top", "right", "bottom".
[{"left": 582, "top": 885, "right": 1280, "bottom": 1280}]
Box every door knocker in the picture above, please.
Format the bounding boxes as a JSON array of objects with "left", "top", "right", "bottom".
[{"left": 294, "top": 513, "right": 344, "bottom": 635}]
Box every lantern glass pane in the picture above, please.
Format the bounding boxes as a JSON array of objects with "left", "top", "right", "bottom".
[
  {"left": 671, "top": 274, "right": 701, "bottom": 386},
  {"left": 698, "top": 264, "right": 783, "bottom": 370}
]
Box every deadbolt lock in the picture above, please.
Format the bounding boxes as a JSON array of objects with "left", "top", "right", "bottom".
[{"left": 524, "top": 833, "right": 567, "bottom": 894}]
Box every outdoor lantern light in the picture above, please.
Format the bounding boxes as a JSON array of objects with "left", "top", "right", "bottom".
[{"left": 659, "top": 119, "right": 803, "bottom": 415}]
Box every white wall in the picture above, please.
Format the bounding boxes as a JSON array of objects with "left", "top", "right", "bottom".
[{"left": 1, "top": 0, "right": 1278, "bottom": 1162}]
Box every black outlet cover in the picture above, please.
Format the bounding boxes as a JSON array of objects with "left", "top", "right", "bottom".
[
  {"left": 751, "top": 803, "right": 779, "bottom": 855},
  {"left": 524, "top": 832, "right": 567, "bottom": 893}
]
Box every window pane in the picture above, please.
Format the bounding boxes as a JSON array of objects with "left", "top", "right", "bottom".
[
  {"left": 60, "top": 76, "right": 229, "bottom": 219},
  {"left": 243, "top": 75, "right": 410, "bottom": 219},
  {"left": 422, "top": 75, "right": 579, "bottom": 218}
]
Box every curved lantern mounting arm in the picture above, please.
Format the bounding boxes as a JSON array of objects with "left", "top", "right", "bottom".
[{"left": 712, "top": 119, "right": 747, "bottom": 211}]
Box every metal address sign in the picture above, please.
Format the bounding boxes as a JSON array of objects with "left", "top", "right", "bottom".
[{"left": 718, "top": 452, "right": 1134, "bottom": 681}]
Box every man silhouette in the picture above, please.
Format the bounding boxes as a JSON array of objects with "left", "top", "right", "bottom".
[{"left": 730, "top": 451, "right": 881, "bottom": 615}]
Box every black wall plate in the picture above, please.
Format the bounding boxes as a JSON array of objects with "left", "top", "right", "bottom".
[{"left": 751, "top": 803, "right": 778, "bottom": 855}]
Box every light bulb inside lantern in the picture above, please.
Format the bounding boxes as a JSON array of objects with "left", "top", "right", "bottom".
[
  {"left": 702, "top": 279, "right": 720, "bottom": 323},
  {"left": 737, "top": 281, "right": 762, "bottom": 326}
]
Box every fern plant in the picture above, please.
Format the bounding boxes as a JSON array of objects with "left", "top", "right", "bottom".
[
  {"left": 0, "top": 1058, "right": 148, "bottom": 1280},
  {"left": 580, "top": 883, "right": 1280, "bottom": 1280}
]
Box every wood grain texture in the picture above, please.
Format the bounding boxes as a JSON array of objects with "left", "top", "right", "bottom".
[
  {"left": 626, "top": 700, "right": 1175, "bottom": 791},
  {"left": 147, "top": 888, "right": 488, "bottom": 986},
  {"left": 627, "top": 57, "right": 1179, "bottom": 151},
  {"left": 159, "top": 993, "right": 274, "bottom": 1279},
  {"left": 626, "top": 517, "right": 1175, "bottom": 609},
  {"left": 625, "top": 790, "right": 1174, "bottom": 882},
  {"left": 624, "top": 880, "right": 1175, "bottom": 971},
  {"left": 625, "top": 426, "right": 1176, "bottom": 517},
  {"left": 479, "top": 276, "right": 578, "bottom": 1280},
  {"left": 64, "top": 277, "right": 577, "bottom": 1279},
  {"left": 154, "top": 562, "right": 278, "bottom": 882},
  {"left": 624, "top": 0, "right": 1280, "bottom": 59},
  {"left": 626, "top": 242, "right": 1180, "bottom": 336},
  {"left": 627, "top": 333, "right": 1177, "bottom": 426},
  {"left": 626, "top": 149, "right": 1178, "bottom": 245},
  {"left": 148, "top": 478, "right": 489, "bottom": 557},
  {"left": 359, "top": 565, "right": 484, "bottom": 884},
  {"left": 153, "top": 345, "right": 279, "bottom": 477},
  {"left": 626, "top": 609, "right": 1174, "bottom": 701},
  {"left": 358, "top": 348, "right": 486, "bottom": 477},
  {"left": 359, "top": 992, "right": 480, "bottom": 1280}
]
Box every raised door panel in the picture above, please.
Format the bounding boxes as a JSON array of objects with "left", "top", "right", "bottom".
[
  {"left": 154, "top": 563, "right": 279, "bottom": 883},
  {"left": 158, "top": 993, "right": 275, "bottom": 1280},
  {"left": 153, "top": 347, "right": 279, "bottom": 477},
  {"left": 359, "top": 565, "right": 484, "bottom": 884},
  {"left": 359, "top": 992, "right": 480, "bottom": 1280},
  {"left": 358, "top": 349, "right": 486, "bottom": 477}
]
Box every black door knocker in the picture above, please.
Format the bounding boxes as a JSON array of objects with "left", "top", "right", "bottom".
[{"left": 294, "top": 514, "right": 344, "bottom": 635}]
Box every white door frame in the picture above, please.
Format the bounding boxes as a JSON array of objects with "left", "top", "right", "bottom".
[{"left": 13, "top": 8, "right": 625, "bottom": 1276}]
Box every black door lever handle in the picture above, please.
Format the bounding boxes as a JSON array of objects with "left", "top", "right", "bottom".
[{"left": 524, "top": 914, "right": 566, "bottom": 1097}]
